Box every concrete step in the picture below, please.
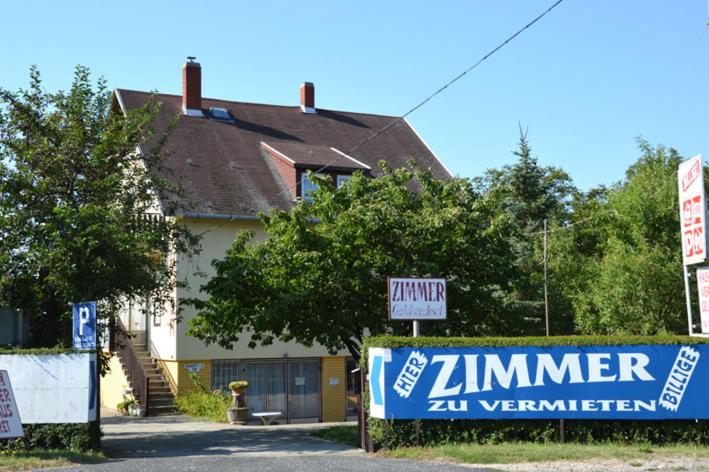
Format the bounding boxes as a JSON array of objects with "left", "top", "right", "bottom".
[
  {"left": 149, "top": 404, "right": 176, "bottom": 416},
  {"left": 149, "top": 398, "right": 175, "bottom": 407}
]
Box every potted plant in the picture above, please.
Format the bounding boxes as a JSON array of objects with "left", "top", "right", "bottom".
[
  {"left": 229, "top": 380, "right": 249, "bottom": 398},
  {"left": 227, "top": 380, "right": 249, "bottom": 424},
  {"left": 129, "top": 402, "right": 145, "bottom": 417},
  {"left": 116, "top": 398, "right": 135, "bottom": 416}
]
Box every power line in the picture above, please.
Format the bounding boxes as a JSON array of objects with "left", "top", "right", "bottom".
[
  {"left": 196, "top": 0, "right": 567, "bottom": 235},
  {"left": 286, "top": 0, "right": 567, "bottom": 196}
]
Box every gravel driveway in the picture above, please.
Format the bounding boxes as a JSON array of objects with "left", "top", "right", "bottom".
[{"left": 49, "top": 415, "right": 477, "bottom": 472}]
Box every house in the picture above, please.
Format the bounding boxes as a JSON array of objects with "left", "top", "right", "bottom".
[{"left": 101, "top": 58, "right": 451, "bottom": 423}]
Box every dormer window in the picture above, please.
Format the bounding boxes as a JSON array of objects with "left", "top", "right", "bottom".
[{"left": 260, "top": 141, "right": 371, "bottom": 201}]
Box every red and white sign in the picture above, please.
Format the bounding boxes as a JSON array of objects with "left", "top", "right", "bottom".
[
  {"left": 388, "top": 277, "right": 447, "bottom": 320},
  {"left": 697, "top": 268, "right": 709, "bottom": 334},
  {"left": 679, "top": 155, "right": 707, "bottom": 265},
  {"left": 0, "top": 370, "right": 23, "bottom": 439}
]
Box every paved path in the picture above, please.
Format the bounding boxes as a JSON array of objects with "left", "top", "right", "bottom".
[{"left": 51, "top": 415, "right": 479, "bottom": 471}]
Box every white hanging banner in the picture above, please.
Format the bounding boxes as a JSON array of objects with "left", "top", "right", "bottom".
[
  {"left": 0, "top": 370, "right": 24, "bottom": 439},
  {"left": 678, "top": 155, "right": 707, "bottom": 265}
]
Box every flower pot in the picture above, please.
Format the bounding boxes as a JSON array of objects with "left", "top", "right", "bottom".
[{"left": 227, "top": 407, "right": 239, "bottom": 425}]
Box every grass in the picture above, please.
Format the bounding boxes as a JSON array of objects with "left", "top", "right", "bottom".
[
  {"left": 311, "top": 425, "right": 360, "bottom": 447},
  {"left": 384, "top": 442, "right": 709, "bottom": 465},
  {"left": 0, "top": 449, "right": 104, "bottom": 471},
  {"left": 312, "top": 426, "right": 709, "bottom": 466},
  {"left": 175, "top": 389, "right": 232, "bottom": 423}
]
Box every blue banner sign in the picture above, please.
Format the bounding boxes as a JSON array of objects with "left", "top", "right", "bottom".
[
  {"left": 72, "top": 301, "right": 97, "bottom": 350},
  {"left": 368, "top": 344, "right": 709, "bottom": 420}
]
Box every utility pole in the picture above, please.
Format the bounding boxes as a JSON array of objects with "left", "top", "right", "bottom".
[
  {"left": 544, "top": 219, "right": 550, "bottom": 337},
  {"left": 544, "top": 219, "right": 564, "bottom": 443}
]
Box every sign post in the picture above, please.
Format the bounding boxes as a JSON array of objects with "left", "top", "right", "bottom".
[
  {"left": 678, "top": 155, "right": 707, "bottom": 335},
  {"left": 0, "top": 370, "right": 24, "bottom": 439}
]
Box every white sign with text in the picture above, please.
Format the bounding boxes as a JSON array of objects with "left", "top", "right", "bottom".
[
  {"left": 388, "top": 277, "right": 447, "bottom": 320},
  {"left": 679, "top": 155, "right": 707, "bottom": 265},
  {"left": 0, "top": 370, "right": 24, "bottom": 439},
  {"left": 697, "top": 267, "right": 709, "bottom": 334}
]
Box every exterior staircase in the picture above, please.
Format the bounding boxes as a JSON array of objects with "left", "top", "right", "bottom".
[{"left": 118, "top": 340, "right": 176, "bottom": 416}]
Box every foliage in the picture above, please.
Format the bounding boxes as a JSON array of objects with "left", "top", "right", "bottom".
[
  {"left": 311, "top": 425, "right": 360, "bottom": 447},
  {"left": 473, "top": 127, "right": 577, "bottom": 335},
  {"left": 0, "top": 348, "right": 76, "bottom": 355},
  {"left": 228, "top": 380, "right": 248, "bottom": 390},
  {"left": 0, "top": 449, "right": 104, "bottom": 471},
  {"left": 384, "top": 442, "right": 709, "bottom": 464},
  {"left": 0, "top": 423, "right": 99, "bottom": 452},
  {"left": 116, "top": 398, "right": 135, "bottom": 411},
  {"left": 176, "top": 370, "right": 232, "bottom": 422},
  {"left": 175, "top": 390, "right": 232, "bottom": 423},
  {"left": 369, "top": 418, "right": 709, "bottom": 449},
  {"left": 0, "top": 65, "right": 199, "bottom": 348},
  {"left": 548, "top": 140, "right": 686, "bottom": 335},
  {"left": 362, "top": 334, "right": 707, "bottom": 355},
  {"left": 187, "top": 164, "right": 515, "bottom": 359}
]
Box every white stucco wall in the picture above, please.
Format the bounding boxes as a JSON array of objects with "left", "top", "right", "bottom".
[{"left": 173, "top": 217, "right": 345, "bottom": 360}]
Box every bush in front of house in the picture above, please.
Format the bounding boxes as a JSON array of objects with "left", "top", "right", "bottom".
[
  {"left": 0, "top": 423, "right": 99, "bottom": 452},
  {"left": 363, "top": 335, "right": 709, "bottom": 449},
  {"left": 175, "top": 371, "right": 232, "bottom": 422}
]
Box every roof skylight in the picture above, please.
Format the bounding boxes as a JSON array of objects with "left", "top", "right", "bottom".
[{"left": 209, "top": 107, "right": 235, "bottom": 122}]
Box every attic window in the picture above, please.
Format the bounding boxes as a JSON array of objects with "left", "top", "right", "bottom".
[{"left": 209, "top": 107, "right": 234, "bottom": 122}]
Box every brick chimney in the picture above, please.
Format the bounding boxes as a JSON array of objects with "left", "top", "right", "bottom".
[
  {"left": 182, "top": 57, "right": 203, "bottom": 116},
  {"left": 300, "top": 82, "right": 316, "bottom": 114}
]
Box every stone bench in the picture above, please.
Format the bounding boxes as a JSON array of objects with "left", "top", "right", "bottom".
[{"left": 252, "top": 411, "right": 282, "bottom": 425}]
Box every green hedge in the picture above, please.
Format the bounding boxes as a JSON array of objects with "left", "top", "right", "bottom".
[
  {"left": 363, "top": 335, "right": 709, "bottom": 448},
  {"left": 0, "top": 423, "right": 99, "bottom": 452},
  {"left": 0, "top": 348, "right": 79, "bottom": 355}
]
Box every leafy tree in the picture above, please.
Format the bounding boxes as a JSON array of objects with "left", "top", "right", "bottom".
[
  {"left": 187, "top": 165, "right": 514, "bottom": 360},
  {"left": 0, "top": 66, "right": 198, "bottom": 347},
  {"left": 474, "top": 128, "right": 577, "bottom": 335},
  {"left": 556, "top": 140, "right": 686, "bottom": 334}
]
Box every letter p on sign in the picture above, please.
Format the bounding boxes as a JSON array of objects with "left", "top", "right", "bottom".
[{"left": 73, "top": 301, "right": 97, "bottom": 350}]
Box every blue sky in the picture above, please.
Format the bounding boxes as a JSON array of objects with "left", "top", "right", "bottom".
[{"left": 2, "top": 1, "right": 708, "bottom": 189}]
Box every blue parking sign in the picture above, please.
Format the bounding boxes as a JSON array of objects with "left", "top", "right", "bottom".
[{"left": 73, "top": 301, "right": 97, "bottom": 350}]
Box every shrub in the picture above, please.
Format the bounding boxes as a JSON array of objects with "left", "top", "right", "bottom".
[
  {"left": 0, "top": 423, "right": 98, "bottom": 452},
  {"left": 175, "top": 371, "right": 231, "bottom": 422},
  {"left": 363, "top": 335, "right": 709, "bottom": 449}
]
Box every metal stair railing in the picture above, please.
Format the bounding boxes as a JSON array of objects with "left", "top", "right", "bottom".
[{"left": 115, "top": 318, "right": 150, "bottom": 415}]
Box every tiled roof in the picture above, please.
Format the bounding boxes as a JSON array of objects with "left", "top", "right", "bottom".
[
  {"left": 116, "top": 89, "right": 451, "bottom": 216},
  {"left": 260, "top": 141, "right": 370, "bottom": 171}
]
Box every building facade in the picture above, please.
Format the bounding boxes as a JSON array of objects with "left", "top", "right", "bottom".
[{"left": 101, "top": 59, "right": 450, "bottom": 423}]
